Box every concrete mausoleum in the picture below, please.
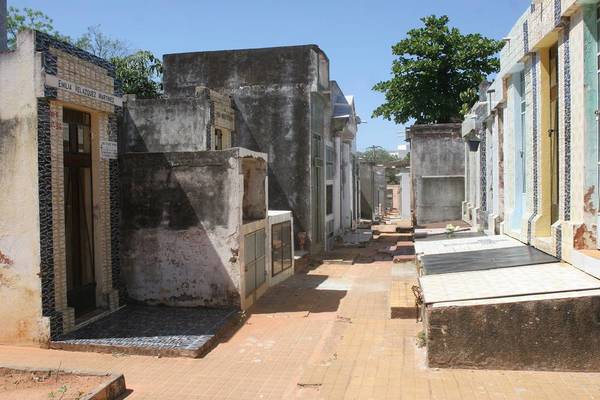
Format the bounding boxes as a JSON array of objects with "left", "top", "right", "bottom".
[
  {"left": 0, "top": 30, "right": 123, "bottom": 343},
  {"left": 407, "top": 123, "right": 465, "bottom": 225},
  {"left": 120, "top": 149, "right": 269, "bottom": 311},
  {"left": 161, "top": 45, "right": 360, "bottom": 254}
]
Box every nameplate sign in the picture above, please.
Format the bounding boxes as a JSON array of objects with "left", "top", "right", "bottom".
[
  {"left": 45, "top": 74, "right": 123, "bottom": 107},
  {"left": 100, "top": 141, "right": 118, "bottom": 160}
]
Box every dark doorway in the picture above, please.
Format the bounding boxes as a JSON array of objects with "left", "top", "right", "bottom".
[
  {"left": 63, "top": 108, "right": 96, "bottom": 318},
  {"left": 549, "top": 45, "right": 560, "bottom": 224}
]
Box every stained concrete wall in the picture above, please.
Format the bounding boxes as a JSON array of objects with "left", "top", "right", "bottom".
[
  {"left": 407, "top": 124, "right": 464, "bottom": 225},
  {"left": 0, "top": 31, "right": 48, "bottom": 344},
  {"left": 121, "top": 96, "right": 212, "bottom": 153},
  {"left": 426, "top": 293, "right": 600, "bottom": 371},
  {"left": 120, "top": 149, "right": 266, "bottom": 308},
  {"left": 162, "top": 45, "right": 326, "bottom": 250}
]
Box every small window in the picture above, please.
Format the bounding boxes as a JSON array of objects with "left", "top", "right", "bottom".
[
  {"left": 326, "top": 184, "right": 333, "bottom": 215},
  {"left": 214, "top": 129, "right": 223, "bottom": 151},
  {"left": 326, "top": 146, "right": 334, "bottom": 180}
]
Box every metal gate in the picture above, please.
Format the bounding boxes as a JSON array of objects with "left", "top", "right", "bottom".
[{"left": 244, "top": 229, "right": 266, "bottom": 297}]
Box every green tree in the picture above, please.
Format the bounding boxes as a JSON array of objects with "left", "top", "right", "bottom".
[
  {"left": 75, "top": 25, "right": 130, "bottom": 59},
  {"left": 6, "top": 6, "right": 69, "bottom": 48},
  {"left": 360, "top": 146, "right": 401, "bottom": 184},
  {"left": 361, "top": 146, "right": 398, "bottom": 165},
  {"left": 111, "top": 51, "right": 163, "bottom": 98},
  {"left": 372, "top": 15, "right": 503, "bottom": 124}
]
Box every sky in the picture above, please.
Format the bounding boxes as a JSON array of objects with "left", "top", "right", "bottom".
[{"left": 9, "top": 0, "right": 529, "bottom": 151}]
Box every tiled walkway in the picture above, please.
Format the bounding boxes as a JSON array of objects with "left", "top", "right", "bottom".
[{"left": 2, "top": 252, "right": 600, "bottom": 398}]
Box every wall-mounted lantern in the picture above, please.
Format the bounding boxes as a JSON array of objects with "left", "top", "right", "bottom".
[
  {"left": 464, "top": 130, "right": 481, "bottom": 152},
  {"left": 468, "top": 138, "right": 481, "bottom": 152}
]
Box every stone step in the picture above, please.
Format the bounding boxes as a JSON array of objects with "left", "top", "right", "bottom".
[
  {"left": 393, "top": 254, "right": 417, "bottom": 263},
  {"left": 379, "top": 243, "right": 415, "bottom": 256},
  {"left": 372, "top": 226, "right": 414, "bottom": 235},
  {"left": 373, "top": 232, "right": 414, "bottom": 240},
  {"left": 389, "top": 280, "right": 418, "bottom": 319}
]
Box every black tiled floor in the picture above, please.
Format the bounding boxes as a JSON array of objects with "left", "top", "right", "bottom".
[
  {"left": 54, "top": 305, "right": 237, "bottom": 353},
  {"left": 421, "top": 245, "right": 559, "bottom": 275}
]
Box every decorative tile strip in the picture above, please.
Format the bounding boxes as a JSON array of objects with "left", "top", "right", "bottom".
[
  {"left": 35, "top": 31, "right": 115, "bottom": 78},
  {"left": 563, "top": 21, "right": 572, "bottom": 221},
  {"left": 37, "top": 98, "right": 63, "bottom": 338},
  {"left": 523, "top": 21, "right": 529, "bottom": 55},
  {"left": 480, "top": 126, "right": 487, "bottom": 212},
  {"left": 555, "top": 225, "right": 562, "bottom": 259},
  {"left": 107, "top": 113, "right": 123, "bottom": 302},
  {"left": 528, "top": 53, "right": 539, "bottom": 243}
]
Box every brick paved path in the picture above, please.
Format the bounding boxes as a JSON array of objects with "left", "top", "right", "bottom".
[{"left": 2, "top": 256, "right": 600, "bottom": 399}]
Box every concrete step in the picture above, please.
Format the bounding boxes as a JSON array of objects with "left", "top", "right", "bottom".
[
  {"left": 389, "top": 280, "right": 418, "bottom": 319},
  {"left": 379, "top": 242, "right": 415, "bottom": 257},
  {"left": 373, "top": 232, "right": 414, "bottom": 241},
  {"left": 372, "top": 226, "right": 414, "bottom": 235},
  {"left": 393, "top": 255, "right": 416, "bottom": 263}
]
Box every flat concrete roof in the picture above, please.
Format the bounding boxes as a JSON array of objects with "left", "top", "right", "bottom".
[
  {"left": 415, "top": 235, "right": 524, "bottom": 256},
  {"left": 420, "top": 263, "right": 600, "bottom": 305}
]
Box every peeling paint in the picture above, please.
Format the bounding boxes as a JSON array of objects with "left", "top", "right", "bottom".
[
  {"left": 0, "top": 250, "right": 13, "bottom": 266},
  {"left": 584, "top": 186, "right": 597, "bottom": 215},
  {"left": 0, "top": 269, "right": 15, "bottom": 286},
  {"left": 574, "top": 223, "right": 596, "bottom": 250}
]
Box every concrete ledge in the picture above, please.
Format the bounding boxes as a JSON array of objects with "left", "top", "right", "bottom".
[
  {"left": 426, "top": 291, "right": 600, "bottom": 371},
  {"left": 0, "top": 366, "right": 126, "bottom": 400}
]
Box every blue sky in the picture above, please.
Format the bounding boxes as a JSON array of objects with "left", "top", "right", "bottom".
[{"left": 10, "top": 0, "right": 528, "bottom": 151}]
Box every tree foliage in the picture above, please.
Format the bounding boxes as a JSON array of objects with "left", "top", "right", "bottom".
[
  {"left": 6, "top": 6, "right": 69, "bottom": 47},
  {"left": 372, "top": 15, "right": 503, "bottom": 124},
  {"left": 359, "top": 147, "right": 404, "bottom": 184},
  {"left": 75, "top": 25, "right": 130, "bottom": 59},
  {"left": 111, "top": 51, "right": 163, "bottom": 98},
  {"left": 360, "top": 146, "right": 398, "bottom": 165},
  {"left": 6, "top": 6, "right": 162, "bottom": 98}
]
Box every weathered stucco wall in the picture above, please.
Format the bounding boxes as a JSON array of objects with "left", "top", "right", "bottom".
[
  {"left": 120, "top": 150, "right": 248, "bottom": 308},
  {"left": 408, "top": 124, "right": 464, "bottom": 225},
  {"left": 162, "top": 46, "right": 322, "bottom": 245},
  {"left": 0, "top": 31, "right": 47, "bottom": 344},
  {"left": 121, "top": 96, "right": 212, "bottom": 153}
]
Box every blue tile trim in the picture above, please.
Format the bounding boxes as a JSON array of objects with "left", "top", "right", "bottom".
[
  {"left": 563, "top": 22, "right": 572, "bottom": 221},
  {"left": 480, "top": 126, "right": 487, "bottom": 212},
  {"left": 528, "top": 54, "right": 539, "bottom": 243},
  {"left": 523, "top": 21, "right": 529, "bottom": 54}
]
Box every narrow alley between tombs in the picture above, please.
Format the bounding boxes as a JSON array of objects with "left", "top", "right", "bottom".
[{"left": 2, "top": 218, "right": 600, "bottom": 399}]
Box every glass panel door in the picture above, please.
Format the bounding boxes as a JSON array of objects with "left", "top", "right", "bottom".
[
  {"left": 63, "top": 108, "right": 96, "bottom": 318},
  {"left": 271, "top": 222, "right": 292, "bottom": 276},
  {"left": 244, "top": 229, "right": 266, "bottom": 297}
]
